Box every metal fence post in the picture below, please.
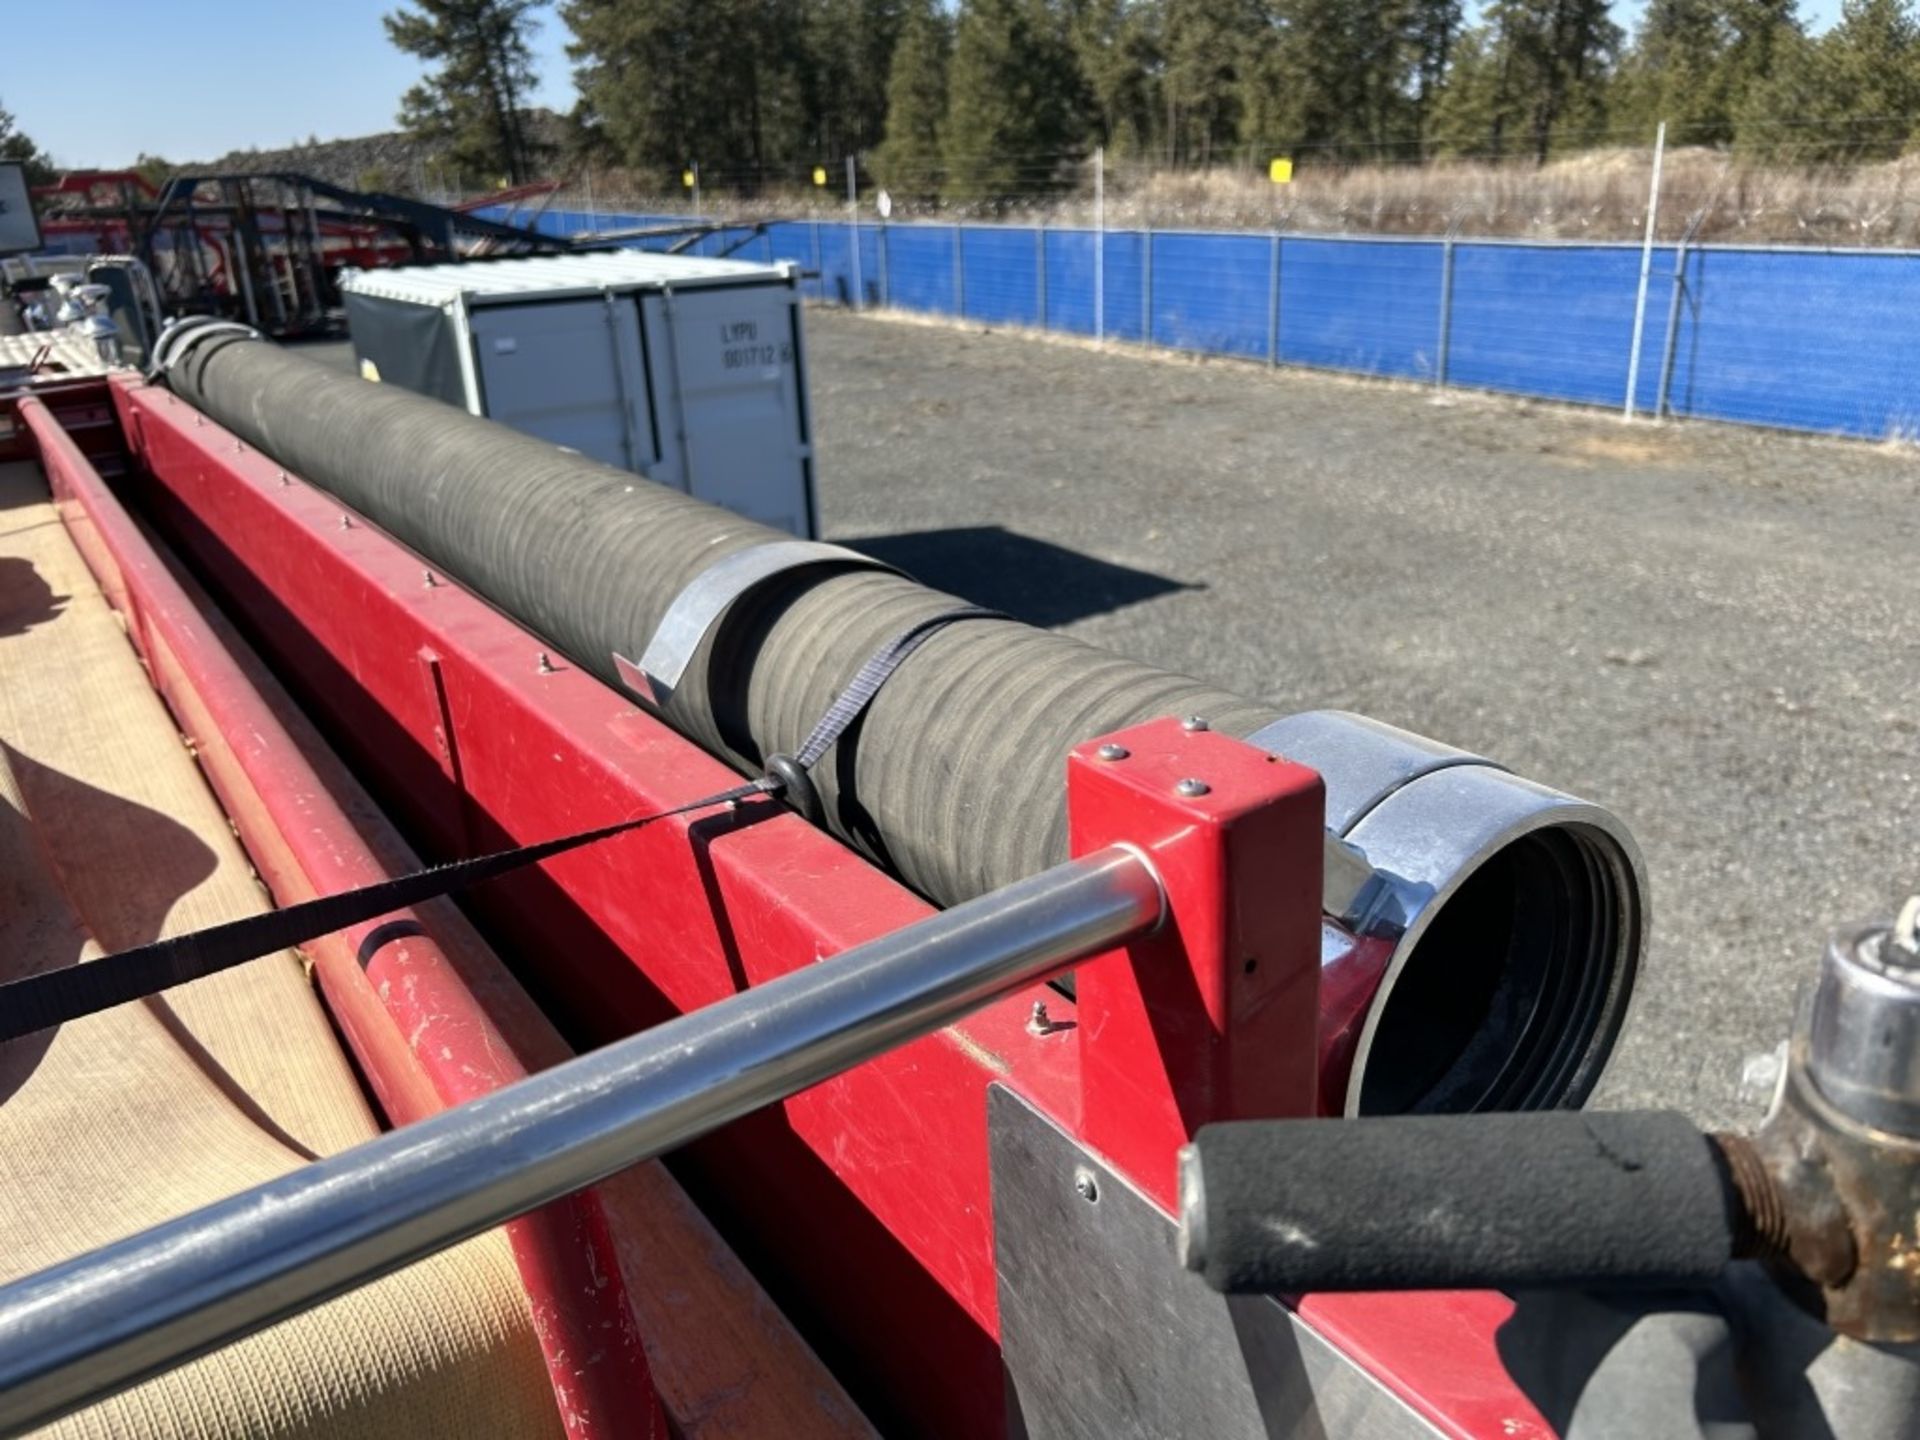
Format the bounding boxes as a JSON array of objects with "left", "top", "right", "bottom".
[
  {"left": 1624, "top": 120, "right": 1666, "bottom": 418},
  {"left": 1094, "top": 147, "right": 1106, "bottom": 343},
  {"left": 1142, "top": 229, "right": 1153, "bottom": 346},
  {"left": 1435, "top": 223, "right": 1459, "bottom": 389},
  {"left": 1036, "top": 223, "right": 1047, "bottom": 330},
  {"left": 1656, "top": 213, "right": 1704, "bottom": 421},
  {"left": 954, "top": 224, "right": 965, "bottom": 317},
  {"left": 1268, "top": 232, "right": 1281, "bottom": 366},
  {"left": 846, "top": 156, "right": 863, "bottom": 311}
]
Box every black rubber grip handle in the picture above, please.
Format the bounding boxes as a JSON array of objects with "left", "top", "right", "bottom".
[{"left": 1179, "top": 1111, "right": 1744, "bottom": 1295}]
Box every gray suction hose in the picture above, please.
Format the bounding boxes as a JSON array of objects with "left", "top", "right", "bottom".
[{"left": 162, "top": 330, "right": 1645, "bottom": 1115}]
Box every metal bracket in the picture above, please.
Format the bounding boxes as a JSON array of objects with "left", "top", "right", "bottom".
[
  {"left": 612, "top": 539, "right": 899, "bottom": 707},
  {"left": 989, "top": 1086, "right": 1441, "bottom": 1439}
]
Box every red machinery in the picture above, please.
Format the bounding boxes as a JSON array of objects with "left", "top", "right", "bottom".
[
  {"left": 0, "top": 358, "right": 1568, "bottom": 1438},
  {"left": 1, "top": 339, "right": 1910, "bottom": 1439},
  {"left": 27, "top": 171, "right": 572, "bottom": 337}
]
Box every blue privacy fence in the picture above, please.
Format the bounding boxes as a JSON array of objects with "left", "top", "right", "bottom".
[{"left": 476, "top": 205, "right": 1920, "bottom": 441}]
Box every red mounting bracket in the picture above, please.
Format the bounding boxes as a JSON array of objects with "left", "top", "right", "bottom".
[{"left": 1069, "top": 716, "right": 1324, "bottom": 1209}]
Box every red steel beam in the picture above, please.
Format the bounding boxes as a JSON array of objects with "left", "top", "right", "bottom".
[{"left": 111, "top": 373, "right": 1559, "bottom": 1440}]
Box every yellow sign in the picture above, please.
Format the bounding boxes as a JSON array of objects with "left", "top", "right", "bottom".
[
  {"left": 682, "top": 169, "right": 697, "bottom": 189},
  {"left": 1269, "top": 157, "right": 1294, "bottom": 184},
  {"left": 812, "top": 166, "right": 828, "bottom": 187}
]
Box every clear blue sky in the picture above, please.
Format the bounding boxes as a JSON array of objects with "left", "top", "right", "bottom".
[{"left": 4, "top": 0, "right": 1852, "bottom": 169}]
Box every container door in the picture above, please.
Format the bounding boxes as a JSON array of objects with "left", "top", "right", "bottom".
[
  {"left": 467, "top": 299, "right": 652, "bottom": 471},
  {"left": 645, "top": 285, "right": 813, "bottom": 537}
]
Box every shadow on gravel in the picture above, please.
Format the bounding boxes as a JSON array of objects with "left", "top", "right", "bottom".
[{"left": 845, "top": 525, "right": 1199, "bottom": 627}]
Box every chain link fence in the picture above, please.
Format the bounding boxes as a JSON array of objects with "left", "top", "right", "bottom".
[{"left": 478, "top": 138, "right": 1920, "bottom": 441}]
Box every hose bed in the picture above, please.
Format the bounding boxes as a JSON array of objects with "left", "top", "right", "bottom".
[{"left": 167, "top": 334, "right": 1275, "bottom": 907}]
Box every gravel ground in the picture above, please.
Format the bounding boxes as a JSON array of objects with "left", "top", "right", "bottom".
[{"left": 804, "top": 307, "right": 1920, "bottom": 1131}]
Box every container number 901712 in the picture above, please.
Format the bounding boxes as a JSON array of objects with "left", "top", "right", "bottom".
[
  {"left": 722, "top": 342, "right": 792, "bottom": 370},
  {"left": 717, "top": 319, "right": 793, "bottom": 371}
]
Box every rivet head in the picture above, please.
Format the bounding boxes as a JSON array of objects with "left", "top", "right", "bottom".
[
  {"left": 1027, "top": 1001, "right": 1053, "bottom": 1036},
  {"left": 1181, "top": 714, "right": 1210, "bottom": 731},
  {"left": 338, "top": 514, "right": 352, "bottom": 530},
  {"left": 1073, "top": 1169, "right": 1099, "bottom": 1203},
  {"left": 536, "top": 651, "right": 556, "bottom": 674},
  {"left": 1095, "top": 743, "right": 1130, "bottom": 762},
  {"left": 1175, "top": 777, "right": 1211, "bottom": 797},
  {"left": 422, "top": 569, "right": 438, "bottom": 588}
]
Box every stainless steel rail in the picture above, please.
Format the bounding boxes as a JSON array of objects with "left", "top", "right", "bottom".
[{"left": 0, "top": 845, "right": 1164, "bottom": 1436}]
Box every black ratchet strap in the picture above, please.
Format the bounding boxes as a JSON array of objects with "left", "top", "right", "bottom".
[{"left": 0, "top": 605, "right": 1000, "bottom": 1043}]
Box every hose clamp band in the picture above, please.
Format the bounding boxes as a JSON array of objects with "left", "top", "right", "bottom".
[
  {"left": 614, "top": 540, "right": 901, "bottom": 707},
  {"left": 148, "top": 315, "right": 262, "bottom": 382}
]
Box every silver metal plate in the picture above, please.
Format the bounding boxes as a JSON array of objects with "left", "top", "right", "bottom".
[
  {"left": 990, "top": 1087, "right": 1442, "bottom": 1440},
  {"left": 621, "top": 539, "right": 898, "bottom": 705}
]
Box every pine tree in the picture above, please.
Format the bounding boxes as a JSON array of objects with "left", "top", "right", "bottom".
[
  {"left": 1725, "top": 1, "right": 1812, "bottom": 155},
  {"left": 1066, "top": 0, "right": 1159, "bottom": 155},
  {"left": 875, "top": 0, "right": 952, "bottom": 195},
  {"left": 385, "top": 0, "right": 545, "bottom": 184},
  {"left": 0, "top": 103, "right": 54, "bottom": 187},
  {"left": 942, "top": 0, "right": 1084, "bottom": 200},
  {"left": 1239, "top": 0, "right": 1454, "bottom": 161},
  {"left": 804, "top": 0, "right": 908, "bottom": 160},
  {"left": 1427, "top": 0, "right": 1619, "bottom": 162},
  {"left": 1811, "top": 0, "right": 1920, "bottom": 158},
  {"left": 1161, "top": 0, "right": 1256, "bottom": 164},
  {"left": 1427, "top": 26, "right": 1507, "bottom": 156},
  {"left": 1408, "top": 0, "right": 1463, "bottom": 146},
  {"left": 1610, "top": 0, "right": 1807, "bottom": 145},
  {"left": 1733, "top": 0, "right": 1919, "bottom": 161},
  {"left": 565, "top": 0, "right": 810, "bottom": 185}
]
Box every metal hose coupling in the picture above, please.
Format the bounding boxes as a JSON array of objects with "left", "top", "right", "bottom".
[
  {"left": 1248, "top": 711, "right": 1646, "bottom": 1118},
  {"left": 1748, "top": 900, "right": 1920, "bottom": 1340}
]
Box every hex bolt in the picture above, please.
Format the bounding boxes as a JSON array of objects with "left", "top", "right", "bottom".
[
  {"left": 276, "top": 469, "right": 289, "bottom": 486},
  {"left": 233, "top": 439, "right": 244, "bottom": 454},
  {"left": 536, "top": 651, "right": 556, "bottom": 675},
  {"left": 1175, "top": 777, "right": 1211, "bottom": 798},
  {"left": 1073, "top": 1168, "right": 1100, "bottom": 1204},
  {"left": 422, "top": 569, "right": 439, "bottom": 589},
  {"left": 1181, "top": 714, "right": 1210, "bottom": 732},
  {"left": 1095, "top": 743, "right": 1130, "bottom": 762},
  {"left": 1027, "top": 1001, "right": 1053, "bottom": 1036},
  {"left": 338, "top": 514, "right": 352, "bottom": 531}
]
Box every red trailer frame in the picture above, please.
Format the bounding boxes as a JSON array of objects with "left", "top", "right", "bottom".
[{"left": 18, "top": 372, "right": 1559, "bottom": 1439}]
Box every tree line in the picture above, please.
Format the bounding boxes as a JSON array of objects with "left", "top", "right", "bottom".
[
  {"left": 0, "top": 104, "right": 56, "bottom": 187},
  {"left": 381, "top": 0, "right": 1920, "bottom": 199}
]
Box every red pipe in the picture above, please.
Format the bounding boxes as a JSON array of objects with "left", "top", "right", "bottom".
[{"left": 21, "top": 395, "right": 665, "bottom": 1440}]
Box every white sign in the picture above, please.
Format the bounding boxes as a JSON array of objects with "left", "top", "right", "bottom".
[
  {"left": 0, "top": 164, "right": 42, "bottom": 257},
  {"left": 876, "top": 188, "right": 893, "bottom": 220}
]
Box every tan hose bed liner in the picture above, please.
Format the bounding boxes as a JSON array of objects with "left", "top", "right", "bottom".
[{"left": 0, "top": 460, "right": 565, "bottom": 1438}]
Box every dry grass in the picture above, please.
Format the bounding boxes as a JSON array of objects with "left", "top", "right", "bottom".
[{"left": 562, "top": 147, "right": 1920, "bottom": 247}]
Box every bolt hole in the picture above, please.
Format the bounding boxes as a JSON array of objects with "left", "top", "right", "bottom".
[{"left": 1243, "top": 956, "right": 1258, "bottom": 975}]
